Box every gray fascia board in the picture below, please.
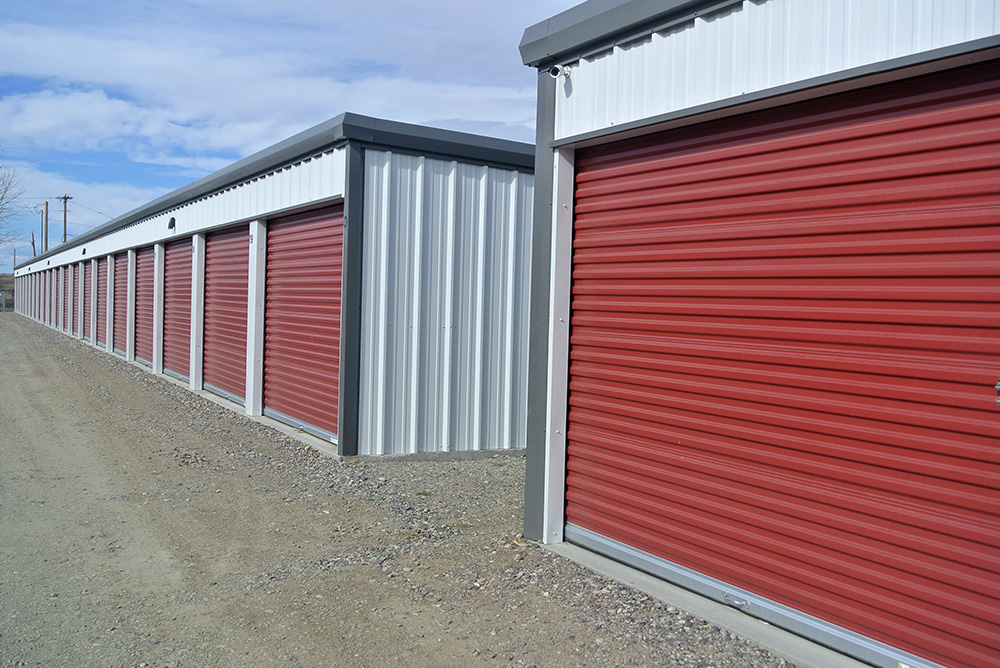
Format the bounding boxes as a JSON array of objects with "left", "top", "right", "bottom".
[
  {"left": 17, "top": 113, "right": 533, "bottom": 270},
  {"left": 520, "top": 0, "right": 711, "bottom": 68},
  {"left": 339, "top": 113, "right": 535, "bottom": 171}
]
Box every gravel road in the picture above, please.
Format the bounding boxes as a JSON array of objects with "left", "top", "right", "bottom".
[{"left": 0, "top": 313, "right": 794, "bottom": 668}]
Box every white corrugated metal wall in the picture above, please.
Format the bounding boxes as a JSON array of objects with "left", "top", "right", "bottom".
[
  {"left": 554, "top": 0, "right": 1000, "bottom": 140},
  {"left": 358, "top": 150, "right": 533, "bottom": 455}
]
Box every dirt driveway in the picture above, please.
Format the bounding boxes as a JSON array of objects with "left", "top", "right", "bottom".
[{"left": 0, "top": 314, "right": 792, "bottom": 668}]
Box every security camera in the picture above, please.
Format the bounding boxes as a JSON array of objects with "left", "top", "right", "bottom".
[{"left": 547, "top": 64, "right": 570, "bottom": 79}]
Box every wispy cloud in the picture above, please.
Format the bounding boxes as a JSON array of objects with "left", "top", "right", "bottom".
[{"left": 0, "top": 0, "right": 576, "bottom": 268}]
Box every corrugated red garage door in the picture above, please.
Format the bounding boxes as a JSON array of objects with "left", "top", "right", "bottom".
[
  {"left": 566, "top": 62, "right": 999, "bottom": 668},
  {"left": 163, "top": 238, "right": 192, "bottom": 380},
  {"left": 82, "top": 262, "right": 91, "bottom": 339},
  {"left": 72, "top": 264, "right": 81, "bottom": 335},
  {"left": 113, "top": 252, "right": 128, "bottom": 354},
  {"left": 45, "top": 271, "right": 52, "bottom": 326},
  {"left": 203, "top": 225, "right": 249, "bottom": 403},
  {"left": 263, "top": 205, "right": 344, "bottom": 439},
  {"left": 134, "top": 246, "right": 155, "bottom": 365},
  {"left": 96, "top": 258, "right": 108, "bottom": 347},
  {"left": 63, "top": 267, "right": 71, "bottom": 332}
]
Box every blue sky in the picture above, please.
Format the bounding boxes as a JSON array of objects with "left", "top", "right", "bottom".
[{"left": 0, "top": 0, "right": 579, "bottom": 270}]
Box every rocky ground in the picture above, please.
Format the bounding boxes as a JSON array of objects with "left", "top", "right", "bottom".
[{"left": 0, "top": 313, "right": 794, "bottom": 668}]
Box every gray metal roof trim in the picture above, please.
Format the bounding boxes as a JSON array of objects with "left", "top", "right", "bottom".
[
  {"left": 339, "top": 113, "right": 535, "bottom": 169},
  {"left": 519, "top": 0, "right": 710, "bottom": 67},
  {"left": 17, "top": 113, "right": 533, "bottom": 270}
]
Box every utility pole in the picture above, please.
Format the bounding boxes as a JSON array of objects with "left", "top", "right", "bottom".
[
  {"left": 31, "top": 232, "right": 36, "bottom": 256},
  {"left": 58, "top": 194, "right": 72, "bottom": 243},
  {"left": 44, "top": 201, "right": 49, "bottom": 252}
]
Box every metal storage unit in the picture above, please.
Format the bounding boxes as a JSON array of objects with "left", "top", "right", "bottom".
[
  {"left": 202, "top": 226, "right": 250, "bottom": 403},
  {"left": 95, "top": 258, "right": 108, "bottom": 347},
  {"left": 162, "top": 238, "right": 192, "bottom": 380},
  {"left": 263, "top": 205, "right": 344, "bottom": 440},
  {"left": 13, "top": 113, "right": 534, "bottom": 458},
  {"left": 521, "top": 3, "right": 1000, "bottom": 668},
  {"left": 113, "top": 251, "right": 128, "bottom": 354},
  {"left": 134, "top": 246, "right": 155, "bottom": 365}
]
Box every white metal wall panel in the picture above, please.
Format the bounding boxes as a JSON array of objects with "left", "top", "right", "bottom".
[
  {"left": 553, "top": 0, "right": 1000, "bottom": 140},
  {"left": 358, "top": 150, "right": 533, "bottom": 455},
  {"left": 13, "top": 147, "right": 345, "bottom": 278}
]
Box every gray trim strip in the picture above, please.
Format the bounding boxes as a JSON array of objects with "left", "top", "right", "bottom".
[
  {"left": 336, "top": 142, "right": 366, "bottom": 458},
  {"left": 520, "top": 0, "right": 727, "bottom": 68},
  {"left": 162, "top": 368, "right": 189, "bottom": 383},
  {"left": 565, "top": 524, "right": 946, "bottom": 668},
  {"left": 552, "top": 38, "right": 1000, "bottom": 149},
  {"left": 262, "top": 407, "right": 337, "bottom": 444},
  {"left": 203, "top": 382, "right": 246, "bottom": 407},
  {"left": 522, "top": 70, "right": 559, "bottom": 542},
  {"left": 135, "top": 356, "right": 151, "bottom": 368},
  {"left": 17, "top": 113, "right": 532, "bottom": 271}
]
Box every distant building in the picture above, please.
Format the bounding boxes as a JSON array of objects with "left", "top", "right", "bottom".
[{"left": 14, "top": 113, "right": 534, "bottom": 457}]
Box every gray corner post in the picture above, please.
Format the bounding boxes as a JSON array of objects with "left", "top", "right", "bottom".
[
  {"left": 126, "top": 249, "right": 136, "bottom": 361},
  {"left": 337, "top": 141, "right": 366, "bottom": 457},
  {"left": 245, "top": 219, "right": 267, "bottom": 416},
  {"left": 190, "top": 233, "right": 206, "bottom": 390},
  {"left": 523, "top": 70, "right": 559, "bottom": 542},
  {"left": 152, "top": 242, "right": 165, "bottom": 374}
]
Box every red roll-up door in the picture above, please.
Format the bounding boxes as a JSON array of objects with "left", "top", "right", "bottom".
[
  {"left": 63, "top": 267, "right": 71, "bottom": 332},
  {"left": 72, "top": 264, "right": 80, "bottom": 335},
  {"left": 56, "top": 269, "right": 61, "bottom": 328},
  {"left": 46, "top": 270, "right": 53, "bottom": 326},
  {"left": 163, "top": 238, "right": 192, "bottom": 379},
  {"left": 134, "top": 246, "right": 155, "bottom": 365},
  {"left": 113, "top": 252, "right": 128, "bottom": 354},
  {"left": 565, "top": 62, "right": 1000, "bottom": 668},
  {"left": 96, "top": 258, "right": 108, "bottom": 347},
  {"left": 263, "top": 205, "right": 344, "bottom": 439},
  {"left": 203, "top": 225, "right": 249, "bottom": 402},
  {"left": 82, "top": 263, "right": 92, "bottom": 339}
]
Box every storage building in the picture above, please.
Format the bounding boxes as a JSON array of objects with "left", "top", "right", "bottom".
[
  {"left": 14, "top": 113, "right": 534, "bottom": 457},
  {"left": 519, "top": 2, "right": 999, "bottom": 668}
]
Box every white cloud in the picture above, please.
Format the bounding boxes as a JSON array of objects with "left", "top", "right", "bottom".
[{"left": 0, "top": 0, "right": 580, "bottom": 272}]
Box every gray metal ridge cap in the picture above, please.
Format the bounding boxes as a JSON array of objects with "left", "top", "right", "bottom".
[
  {"left": 16, "top": 112, "right": 534, "bottom": 270},
  {"left": 520, "top": 0, "right": 711, "bottom": 67},
  {"left": 339, "top": 112, "right": 535, "bottom": 169}
]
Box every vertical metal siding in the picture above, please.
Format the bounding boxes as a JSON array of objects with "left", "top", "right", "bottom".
[
  {"left": 554, "top": 0, "right": 1000, "bottom": 140},
  {"left": 95, "top": 258, "right": 108, "bottom": 347},
  {"left": 163, "top": 238, "right": 192, "bottom": 379},
  {"left": 566, "top": 63, "right": 1000, "bottom": 668},
  {"left": 134, "top": 246, "right": 155, "bottom": 365},
  {"left": 113, "top": 252, "right": 128, "bottom": 354},
  {"left": 202, "top": 225, "right": 249, "bottom": 402},
  {"left": 359, "top": 150, "right": 534, "bottom": 455},
  {"left": 262, "top": 205, "right": 344, "bottom": 439}
]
